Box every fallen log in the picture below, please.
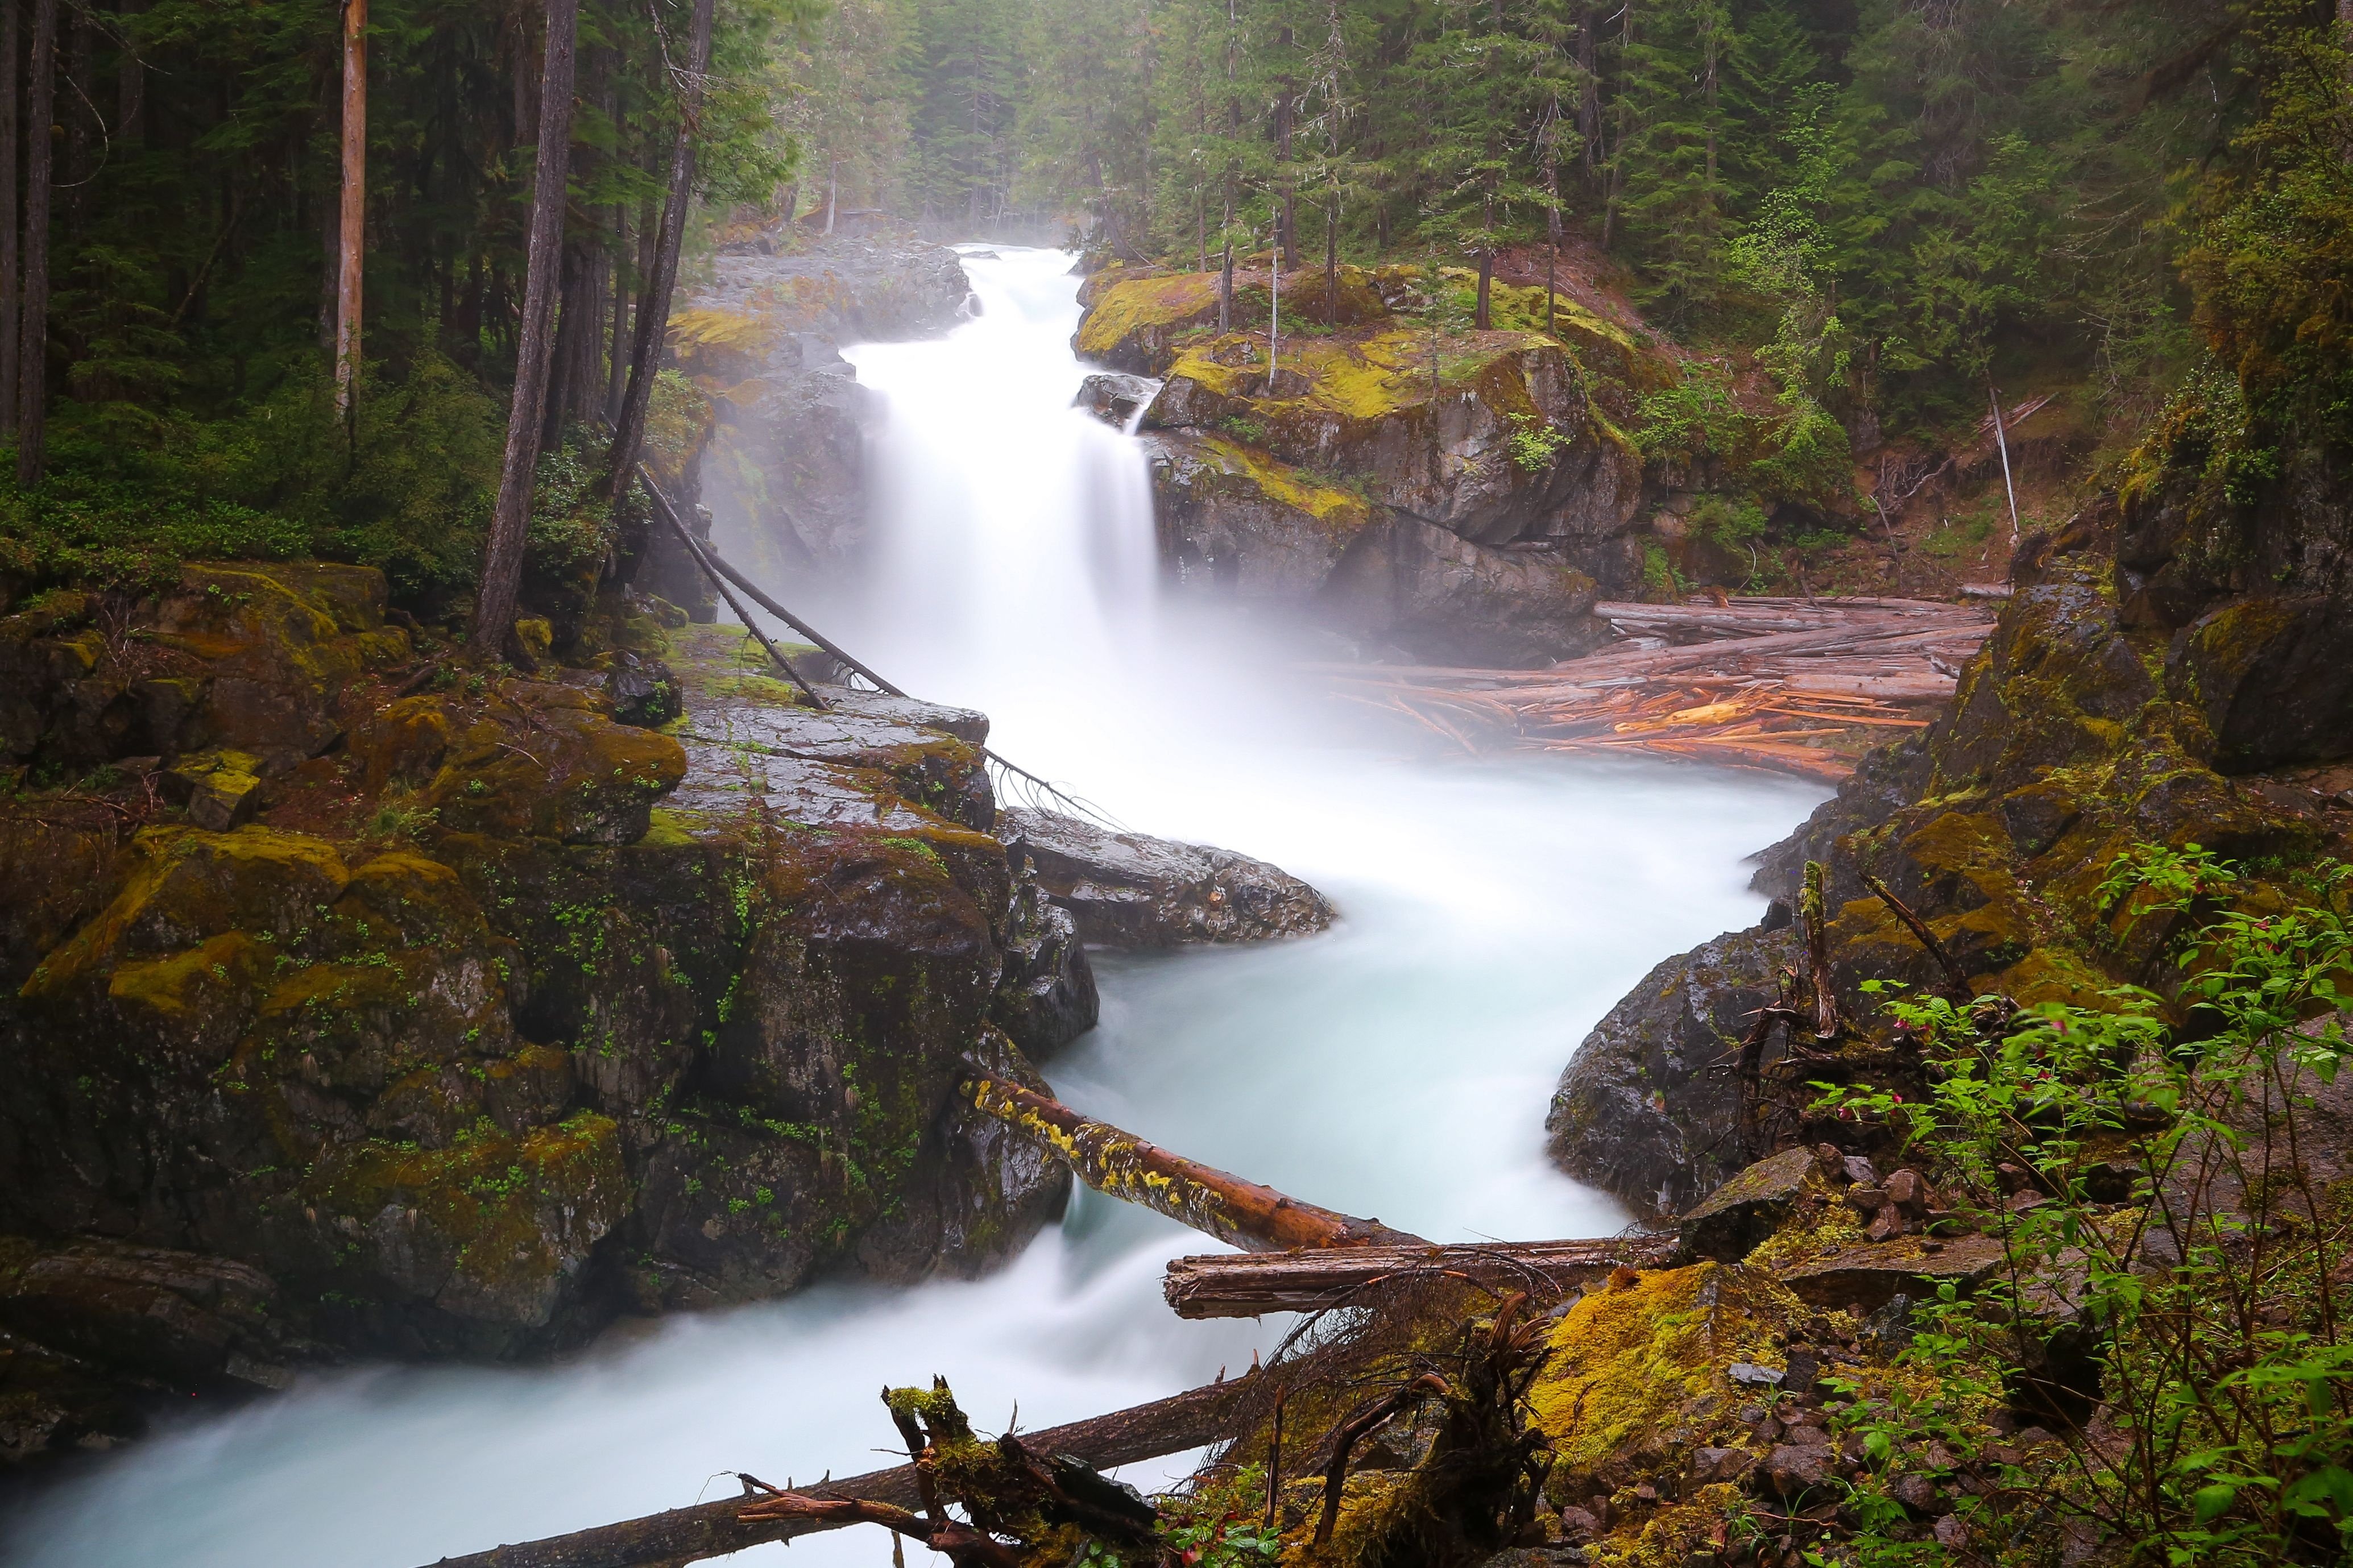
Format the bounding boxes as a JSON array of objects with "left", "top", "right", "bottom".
[
  {"left": 1162, "top": 1236, "right": 1679, "bottom": 1318},
  {"left": 419, "top": 1375, "right": 1255, "bottom": 1568},
  {"left": 962, "top": 1073, "right": 1423, "bottom": 1252}
]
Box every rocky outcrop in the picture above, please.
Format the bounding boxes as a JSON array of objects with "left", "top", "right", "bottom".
[
  {"left": 675, "top": 232, "right": 974, "bottom": 580},
  {"left": 0, "top": 563, "right": 1090, "bottom": 1461},
  {"left": 1076, "top": 264, "right": 1654, "bottom": 665},
  {"left": 1549, "top": 505, "right": 2348, "bottom": 1216},
  {"left": 1001, "top": 807, "right": 1335, "bottom": 948}
]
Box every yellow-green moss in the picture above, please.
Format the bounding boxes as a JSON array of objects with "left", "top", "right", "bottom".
[
  {"left": 1528, "top": 1264, "right": 1795, "bottom": 1475},
  {"left": 1192, "top": 435, "right": 1377, "bottom": 537},
  {"left": 1074, "top": 271, "right": 1223, "bottom": 360},
  {"left": 107, "top": 930, "right": 266, "bottom": 1020}
]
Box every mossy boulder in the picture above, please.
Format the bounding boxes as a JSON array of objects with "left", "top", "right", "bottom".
[
  {"left": 424, "top": 682, "right": 687, "bottom": 846},
  {"left": 2165, "top": 594, "right": 2353, "bottom": 771},
  {"left": 1074, "top": 270, "right": 1234, "bottom": 375}
]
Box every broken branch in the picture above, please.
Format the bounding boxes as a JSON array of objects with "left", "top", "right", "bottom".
[{"left": 1161, "top": 1237, "right": 1676, "bottom": 1319}]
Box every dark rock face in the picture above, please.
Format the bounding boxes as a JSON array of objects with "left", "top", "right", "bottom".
[
  {"left": 681, "top": 233, "right": 975, "bottom": 578},
  {"left": 1547, "top": 926, "right": 1796, "bottom": 1218},
  {"left": 0, "top": 569, "right": 1085, "bottom": 1461},
  {"left": 1001, "top": 807, "right": 1336, "bottom": 948},
  {"left": 1554, "top": 541, "right": 2329, "bottom": 1217},
  {"left": 1677, "top": 1147, "right": 1821, "bottom": 1262}
]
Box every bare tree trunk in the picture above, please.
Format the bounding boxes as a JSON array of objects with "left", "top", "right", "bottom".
[
  {"left": 1, "top": 0, "right": 21, "bottom": 435},
  {"left": 1324, "top": 189, "right": 1337, "bottom": 326},
  {"left": 115, "top": 0, "right": 144, "bottom": 145},
  {"left": 603, "top": 204, "right": 628, "bottom": 422},
  {"left": 1165, "top": 1237, "right": 1677, "bottom": 1318},
  {"left": 469, "top": 0, "right": 578, "bottom": 652},
  {"left": 334, "top": 0, "right": 366, "bottom": 421},
  {"left": 16, "top": 0, "right": 57, "bottom": 487},
  {"left": 963, "top": 1073, "right": 1422, "bottom": 1251},
  {"left": 603, "top": 0, "right": 715, "bottom": 500}
]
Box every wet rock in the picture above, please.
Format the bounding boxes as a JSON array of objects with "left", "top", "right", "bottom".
[
  {"left": 991, "top": 873, "right": 1100, "bottom": 1056},
  {"left": 0, "top": 1235, "right": 296, "bottom": 1391},
  {"left": 604, "top": 651, "right": 683, "bottom": 728},
  {"left": 1763, "top": 1441, "right": 1837, "bottom": 1498},
  {"left": 1074, "top": 371, "right": 1160, "bottom": 428},
  {"left": 2166, "top": 595, "right": 2353, "bottom": 771},
  {"left": 1001, "top": 806, "right": 1335, "bottom": 948},
  {"left": 1781, "top": 1235, "right": 2008, "bottom": 1310},
  {"left": 162, "top": 747, "right": 264, "bottom": 831},
  {"left": 1547, "top": 924, "right": 1797, "bottom": 1217},
  {"left": 1321, "top": 513, "right": 1608, "bottom": 667},
  {"left": 424, "top": 682, "right": 687, "bottom": 846},
  {"left": 1680, "top": 1147, "right": 1821, "bottom": 1262}
]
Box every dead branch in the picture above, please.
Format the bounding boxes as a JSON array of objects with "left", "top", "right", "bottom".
[
  {"left": 416, "top": 1374, "right": 1254, "bottom": 1568},
  {"left": 1859, "top": 868, "right": 1973, "bottom": 1001},
  {"left": 962, "top": 1072, "right": 1423, "bottom": 1252},
  {"left": 1162, "top": 1237, "right": 1676, "bottom": 1319}
]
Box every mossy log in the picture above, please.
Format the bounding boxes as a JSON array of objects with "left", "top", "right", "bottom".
[
  {"left": 960, "top": 1073, "right": 1423, "bottom": 1252},
  {"left": 1161, "top": 1236, "right": 1679, "bottom": 1318},
  {"left": 417, "top": 1374, "right": 1257, "bottom": 1568}
]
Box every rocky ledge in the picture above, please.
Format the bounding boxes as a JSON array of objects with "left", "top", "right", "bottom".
[
  {"left": 1072, "top": 262, "right": 1673, "bottom": 665},
  {"left": 0, "top": 563, "right": 1084, "bottom": 1459},
  {"left": 1001, "top": 806, "right": 1335, "bottom": 948}
]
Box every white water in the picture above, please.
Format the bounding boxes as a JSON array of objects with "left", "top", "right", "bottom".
[{"left": 0, "top": 248, "right": 1822, "bottom": 1568}]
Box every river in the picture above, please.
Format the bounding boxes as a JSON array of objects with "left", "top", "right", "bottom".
[{"left": 0, "top": 247, "right": 1821, "bottom": 1567}]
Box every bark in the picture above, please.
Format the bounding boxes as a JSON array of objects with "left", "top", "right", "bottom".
[
  {"left": 962, "top": 1073, "right": 1422, "bottom": 1252},
  {"left": 115, "top": 0, "right": 145, "bottom": 145},
  {"left": 16, "top": 0, "right": 57, "bottom": 486},
  {"left": 1162, "top": 1237, "right": 1678, "bottom": 1319},
  {"left": 416, "top": 1375, "right": 1258, "bottom": 1568},
  {"left": 335, "top": 0, "right": 366, "bottom": 420},
  {"left": 0, "top": 0, "right": 19, "bottom": 435},
  {"left": 603, "top": 0, "right": 716, "bottom": 500},
  {"left": 603, "top": 202, "right": 628, "bottom": 421},
  {"left": 1859, "top": 870, "right": 1971, "bottom": 1001},
  {"left": 468, "top": 0, "right": 577, "bottom": 651}
]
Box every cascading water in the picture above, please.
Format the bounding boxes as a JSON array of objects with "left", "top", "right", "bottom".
[{"left": 0, "top": 248, "right": 1825, "bottom": 1568}]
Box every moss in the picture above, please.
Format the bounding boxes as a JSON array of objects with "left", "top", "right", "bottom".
[
  {"left": 1191, "top": 435, "right": 1377, "bottom": 537},
  {"left": 1528, "top": 1263, "right": 1795, "bottom": 1478},
  {"left": 107, "top": 930, "right": 266, "bottom": 1022},
  {"left": 1074, "top": 271, "right": 1224, "bottom": 362}
]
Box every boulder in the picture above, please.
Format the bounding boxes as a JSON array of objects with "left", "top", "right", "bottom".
[
  {"left": 1000, "top": 807, "right": 1335, "bottom": 948},
  {"left": 0, "top": 1235, "right": 297, "bottom": 1391},
  {"left": 1322, "top": 513, "right": 1607, "bottom": 667},
  {"left": 1075, "top": 371, "right": 1161, "bottom": 428},
  {"left": 1677, "top": 1147, "right": 1822, "bottom": 1262},
  {"left": 1547, "top": 924, "right": 1797, "bottom": 1217},
  {"left": 1780, "top": 1235, "right": 2008, "bottom": 1310},
  {"left": 2166, "top": 595, "right": 2353, "bottom": 771}
]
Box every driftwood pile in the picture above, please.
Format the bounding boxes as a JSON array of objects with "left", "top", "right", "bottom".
[{"left": 1323, "top": 595, "right": 1997, "bottom": 781}]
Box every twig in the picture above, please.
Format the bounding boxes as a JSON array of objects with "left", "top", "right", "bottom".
[{"left": 1859, "top": 868, "right": 1973, "bottom": 1001}]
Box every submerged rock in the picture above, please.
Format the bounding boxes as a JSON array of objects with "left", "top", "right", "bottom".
[
  {"left": 1074, "top": 371, "right": 1161, "bottom": 428},
  {"left": 1000, "top": 806, "right": 1335, "bottom": 948}
]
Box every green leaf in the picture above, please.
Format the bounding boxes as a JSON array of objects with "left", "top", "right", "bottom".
[
  {"left": 2284, "top": 1467, "right": 2353, "bottom": 1519},
  {"left": 2192, "top": 1483, "right": 2238, "bottom": 1524}
]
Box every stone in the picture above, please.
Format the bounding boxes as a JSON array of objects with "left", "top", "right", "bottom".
[
  {"left": 1884, "top": 1168, "right": 1927, "bottom": 1216},
  {"left": 0, "top": 1235, "right": 293, "bottom": 1391},
  {"left": 1726, "top": 1362, "right": 1783, "bottom": 1387},
  {"left": 1678, "top": 1146, "right": 1821, "bottom": 1261},
  {"left": 1074, "top": 371, "right": 1161, "bottom": 427},
  {"left": 1865, "top": 1207, "right": 1907, "bottom": 1243},
  {"left": 1547, "top": 924, "right": 1799, "bottom": 1217},
  {"left": 604, "top": 651, "right": 683, "bottom": 728},
  {"left": 1891, "top": 1473, "right": 1940, "bottom": 1512},
  {"left": 1762, "top": 1442, "right": 1837, "bottom": 1498},
  {"left": 1555, "top": 1506, "right": 1601, "bottom": 1543},
  {"left": 2167, "top": 595, "right": 2353, "bottom": 772},
  {"left": 1782, "top": 1235, "right": 2008, "bottom": 1310},
  {"left": 163, "top": 748, "right": 264, "bottom": 831},
  {"left": 1933, "top": 1515, "right": 1969, "bottom": 1550},
  {"left": 1000, "top": 806, "right": 1334, "bottom": 947},
  {"left": 1693, "top": 1445, "right": 1755, "bottom": 1484}
]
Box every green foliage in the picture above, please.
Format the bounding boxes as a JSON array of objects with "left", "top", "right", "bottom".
[
  {"left": 1506, "top": 413, "right": 1569, "bottom": 474},
  {"left": 1818, "top": 850, "right": 2353, "bottom": 1566}
]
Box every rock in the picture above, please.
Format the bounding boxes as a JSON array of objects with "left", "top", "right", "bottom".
[
  {"left": 1692, "top": 1445, "right": 1755, "bottom": 1484},
  {"left": 1074, "top": 269, "right": 1235, "bottom": 375},
  {"left": 1884, "top": 1168, "right": 1927, "bottom": 1216},
  {"left": 0, "top": 1235, "right": 297, "bottom": 1391},
  {"left": 1555, "top": 1505, "right": 1601, "bottom": 1542},
  {"left": 1781, "top": 1235, "right": 2008, "bottom": 1310},
  {"left": 1074, "top": 371, "right": 1160, "bottom": 427},
  {"left": 1865, "top": 1207, "right": 1907, "bottom": 1243},
  {"left": 1547, "top": 924, "right": 1798, "bottom": 1217},
  {"left": 2166, "top": 595, "right": 2353, "bottom": 772},
  {"left": 1763, "top": 1442, "right": 1837, "bottom": 1498},
  {"left": 1320, "top": 513, "right": 1608, "bottom": 667},
  {"left": 163, "top": 747, "right": 264, "bottom": 830},
  {"left": 424, "top": 682, "right": 688, "bottom": 845},
  {"left": 990, "top": 874, "right": 1101, "bottom": 1056},
  {"left": 1891, "top": 1472, "right": 1941, "bottom": 1513},
  {"left": 1933, "top": 1515, "right": 1970, "bottom": 1550},
  {"left": 604, "top": 651, "right": 683, "bottom": 728},
  {"left": 1000, "top": 806, "right": 1335, "bottom": 947},
  {"left": 1725, "top": 1362, "right": 1783, "bottom": 1388},
  {"left": 1678, "top": 1147, "right": 1821, "bottom": 1262}
]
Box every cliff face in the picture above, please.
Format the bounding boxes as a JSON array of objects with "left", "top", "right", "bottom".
[
  {"left": 0, "top": 563, "right": 1086, "bottom": 1458},
  {"left": 1549, "top": 488, "right": 2353, "bottom": 1216},
  {"left": 1073, "top": 263, "right": 1668, "bottom": 665}
]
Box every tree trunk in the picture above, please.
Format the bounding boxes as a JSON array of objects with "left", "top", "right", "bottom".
[
  {"left": 418, "top": 1374, "right": 1259, "bottom": 1568},
  {"left": 1163, "top": 1237, "right": 1676, "bottom": 1319},
  {"left": 469, "top": 0, "right": 578, "bottom": 652},
  {"left": 1219, "top": 238, "right": 1233, "bottom": 331},
  {"left": 1324, "top": 189, "right": 1337, "bottom": 326},
  {"left": 1577, "top": 5, "right": 1600, "bottom": 178},
  {"left": 0, "top": 0, "right": 20, "bottom": 435},
  {"left": 334, "top": 0, "right": 366, "bottom": 421},
  {"left": 1475, "top": 233, "right": 1493, "bottom": 330},
  {"left": 16, "top": 0, "right": 58, "bottom": 486},
  {"left": 115, "top": 0, "right": 145, "bottom": 145},
  {"left": 962, "top": 1073, "right": 1422, "bottom": 1252},
  {"left": 603, "top": 0, "right": 715, "bottom": 500}
]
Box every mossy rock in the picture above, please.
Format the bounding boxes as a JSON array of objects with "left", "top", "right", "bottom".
[
  {"left": 426, "top": 688, "right": 686, "bottom": 845},
  {"left": 1074, "top": 271, "right": 1232, "bottom": 375}
]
